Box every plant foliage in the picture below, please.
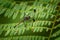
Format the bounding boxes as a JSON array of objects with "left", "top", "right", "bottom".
[{"left": 0, "top": 0, "right": 60, "bottom": 40}]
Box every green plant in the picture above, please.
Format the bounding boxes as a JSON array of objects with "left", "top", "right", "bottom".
[{"left": 0, "top": 0, "right": 60, "bottom": 40}]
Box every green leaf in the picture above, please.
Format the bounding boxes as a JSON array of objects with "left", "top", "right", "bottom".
[
  {"left": 55, "top": 37, "right": 60, "bottom": 40},
  {"left": 0, "top": 8, "right": 6, "bottom": 15},
  {"left": 12, "top": 10, "right": 19, "bottom": 19}
]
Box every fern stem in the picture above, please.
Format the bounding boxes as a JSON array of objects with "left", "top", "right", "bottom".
[{"left": 48, "top": 16, "right": 57, "bottom": 40}]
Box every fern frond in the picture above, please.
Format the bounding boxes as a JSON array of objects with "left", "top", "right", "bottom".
[
  {"left": 51, "top": 30, "right": 60, "bottom": 37},
  {"left": 55, "top": 37, "right": 60, "bottom": 40},
  {"left": 54, "top": 24, "right": 60, "bottom": 29},
  {"left": 0, "top": 0, "right": 60, "bottom": 40},
  {"left": 0, "top": 36, "right": 47, "bottom": 40},
  {"left": 33, "top": 21, "right": 52, "bottom": 27},
  {"left": 31, "top": 27, "right": 50, "bottom": 32}
]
